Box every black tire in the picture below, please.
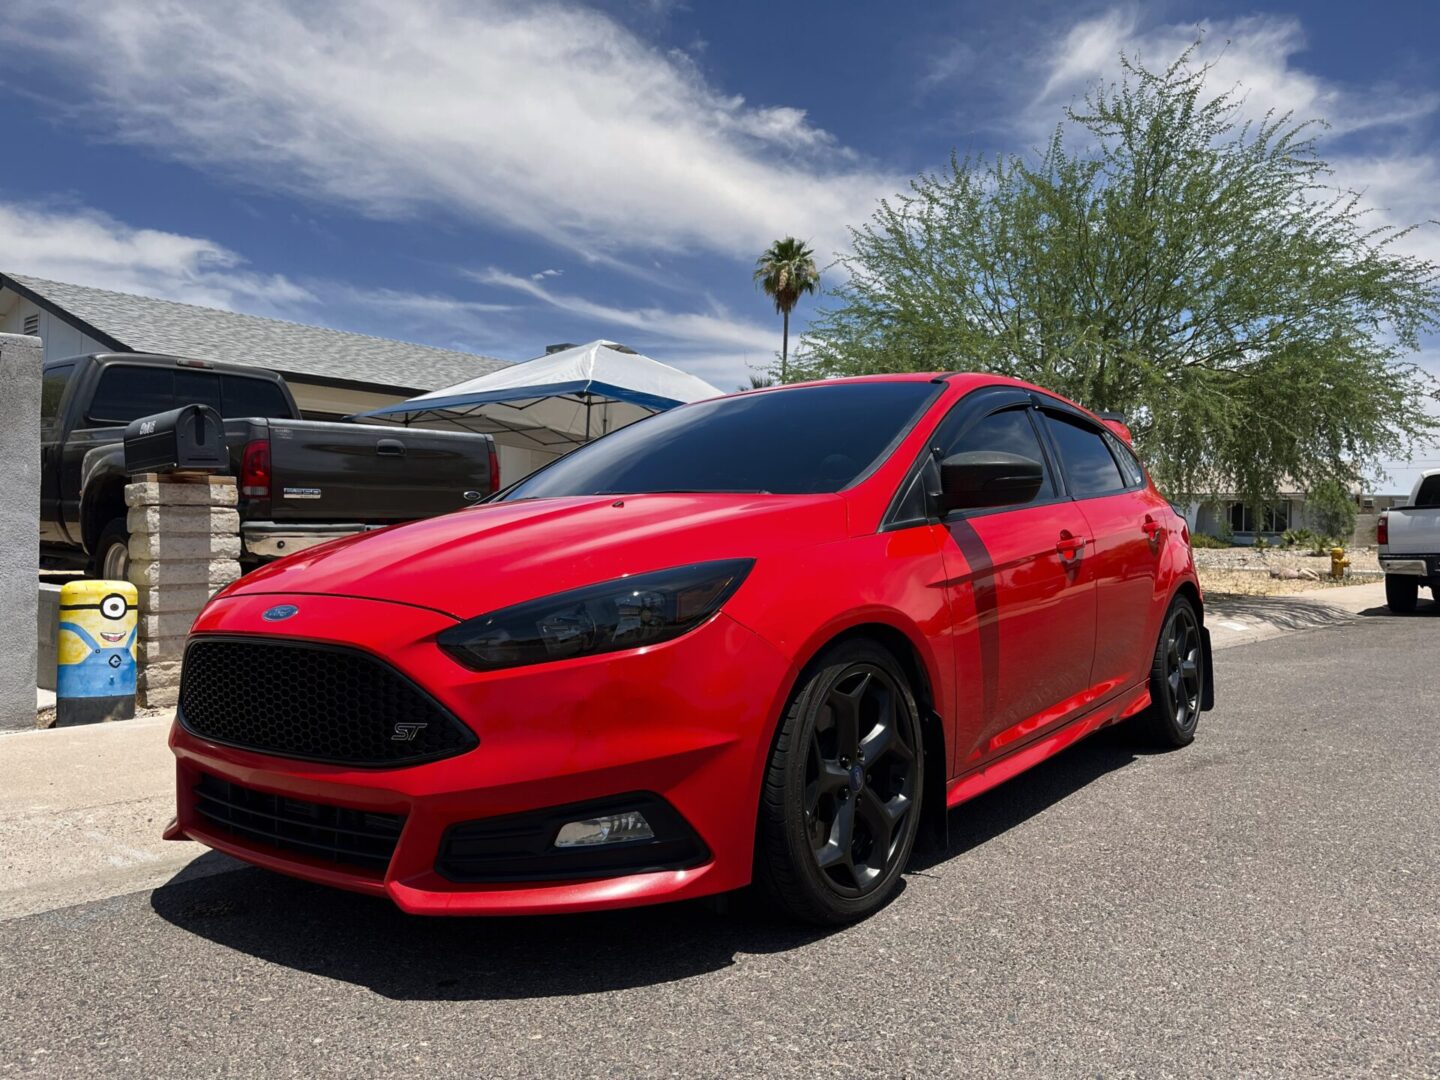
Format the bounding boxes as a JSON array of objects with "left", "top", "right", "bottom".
[
  {"left": 754, "top": 640, "right": 924, "bottom": 925},
  {"left": 1135, "top": 595, "right": 1205, "bottom": 748},
  {"left": 1385, "top": 574, "right": 1419, "bottom": 613},
  {"left": 88, "top": 517, "right": 131, "bottom": 581}
]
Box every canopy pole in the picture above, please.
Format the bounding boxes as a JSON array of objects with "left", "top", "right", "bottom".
[{"left": 584, "top": 393, "right": 592, "bottom": 443}]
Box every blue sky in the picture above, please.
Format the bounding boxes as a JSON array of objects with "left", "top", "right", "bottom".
[{"left": 2, "top": 1, "right": 1437, "bottom": 488}]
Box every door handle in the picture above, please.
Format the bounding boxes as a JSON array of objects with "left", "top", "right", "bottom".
[
  {"left": 1142, "top": 515, "right": 1163, "bottom": 550},
  {"left": 1056, "top": 531, "right": 1086, "bottom": 562},
  {"left": 376, "top": 438, "right": 406, "bottom": 457}
]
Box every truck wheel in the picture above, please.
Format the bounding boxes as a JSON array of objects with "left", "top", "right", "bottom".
[
  {"left": 1385, "top": 574, "right": 1418, "bottom": 613},
  {"left": 89, "top": 518, "right": 131, "bottom": 581}
]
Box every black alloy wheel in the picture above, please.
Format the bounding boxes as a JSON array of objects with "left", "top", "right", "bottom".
[
  {"left": 1138, "top": 596, "right": 1204, "bottom": 748},
  {"left": 755, "top": 640, "right": 924, "bottom": 924}
]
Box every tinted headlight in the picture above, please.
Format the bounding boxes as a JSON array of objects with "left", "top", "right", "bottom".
[{"left": 437, "top": 559, "right": 754, "bottom": 671}]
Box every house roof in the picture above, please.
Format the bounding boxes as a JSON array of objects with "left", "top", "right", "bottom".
[{"left": 1, "top": 273, "right": 509, "bottom": 394}]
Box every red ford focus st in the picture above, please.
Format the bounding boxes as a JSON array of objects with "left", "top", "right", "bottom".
[{"left": 167, "top": 374, "right": 1212, "bottom": 923}]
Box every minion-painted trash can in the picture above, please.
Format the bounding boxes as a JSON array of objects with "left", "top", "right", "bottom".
[{"left": 57, "top": 580, "right": 138, "bottom": 726}]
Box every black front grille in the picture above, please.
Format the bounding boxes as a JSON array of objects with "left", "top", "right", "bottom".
[
  {"left": 180, "top": 637, "right": 477, "bottom": 766},
  {"left": 194, "top": 773, "right": 404, "bottom": 872}
]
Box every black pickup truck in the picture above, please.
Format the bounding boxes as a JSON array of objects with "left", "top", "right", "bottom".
[{"left": 41, "top": 353, "right": 499, "bottom": 577}]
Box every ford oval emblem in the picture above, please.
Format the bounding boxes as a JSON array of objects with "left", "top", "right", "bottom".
[{"left": 262, "top": 604, "right": 299, "bottom": 622}]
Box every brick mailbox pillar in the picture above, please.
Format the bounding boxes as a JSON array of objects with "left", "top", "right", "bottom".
[{"left": 125, "top": 473, "right": 241, "bottom": 707}]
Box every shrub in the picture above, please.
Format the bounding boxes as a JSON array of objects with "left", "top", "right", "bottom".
[
  {"left": 1189, "top": 533, "right": 1231, "bottom": 549},
  {"left": 1281, "top": 527, "right": 1316, "bottom": 549},
  {"left": 1253, "top": 536, "right": 1271, "bottom": 551},
  {"left": 1307, "top": 480, "right": 1358, "bottom": 542}
]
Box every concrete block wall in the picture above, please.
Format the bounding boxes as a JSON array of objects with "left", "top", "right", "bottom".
[
  {"left": 0, "top": 334, "right": 42, "bottom": 730},
  {"left": 37, "top": 583, "right": 60, "bottom": 692},
  {"left": 125, "top": 474, "right": 241, "bottom": 708}
]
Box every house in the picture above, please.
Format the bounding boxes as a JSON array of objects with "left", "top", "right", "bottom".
[
  {"left": 1182, "top": 486, "right": 1407, "bottom": 545},
  {"left": 0, "top": 273, "right": 510, "bottom": 420},
  {"left": 0, "top": 272, "right": 584, "bottom": 478}
]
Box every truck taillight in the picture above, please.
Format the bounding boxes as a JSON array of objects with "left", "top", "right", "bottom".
[
  {"left": 1377, "top": 512, "right": 1388, "bottom": 545},
  {"left": 487, "top": 444, "right": 501, "bottom": 494},
  {"left": 241, "top": 440, "right": 271, "bottom": 498}
]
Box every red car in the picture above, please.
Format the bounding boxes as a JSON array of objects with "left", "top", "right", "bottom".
[{"left": 166, "top": 374, "right": 1212, "bottom": 923}]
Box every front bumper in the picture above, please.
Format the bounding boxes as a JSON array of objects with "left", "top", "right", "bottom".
[{"left": 167, "top": 591, "right": 791, "bottom": 915}]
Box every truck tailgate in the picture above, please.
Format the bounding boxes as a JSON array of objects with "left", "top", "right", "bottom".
[
  {"left": 1384, "top": 506, "right": 1440, "bottom": 555},
  {"left": 265, "top": 421, "right": 491, "bottom": 523}
]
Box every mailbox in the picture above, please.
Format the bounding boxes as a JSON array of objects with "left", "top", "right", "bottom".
[{"left": 123, "top": 404, "right": 228, "bottom": 475}]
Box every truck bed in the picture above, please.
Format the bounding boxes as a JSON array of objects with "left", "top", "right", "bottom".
[
  {"left": 235, "top": 419, "right": 494, "bottom": 525},
  {"left": 227, "top": 417, "right": 492, "bottom": 535}
]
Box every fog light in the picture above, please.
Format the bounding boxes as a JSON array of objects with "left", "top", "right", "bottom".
[{"left": 554, "top": 811, "right": 654, "bottom": 848}]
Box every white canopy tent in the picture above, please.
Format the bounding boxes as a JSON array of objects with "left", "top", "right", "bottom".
[{"left": 356, "top": 340, "right": 722, "bottom": 451}]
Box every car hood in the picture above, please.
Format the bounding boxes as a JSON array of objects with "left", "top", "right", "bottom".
[{"left": 222, "top": 492, "right": 848, "bottom": 620}]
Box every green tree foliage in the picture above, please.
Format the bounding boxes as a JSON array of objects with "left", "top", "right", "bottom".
[
  {"left": 753, "top": 237, "right": 819, "bottom": 382},
  {"left": 1306, "top": 479, "right": 1359, "bottom": 541},
  {"left": 798, "top": 48, "right": 1440, "bottom": 504}
]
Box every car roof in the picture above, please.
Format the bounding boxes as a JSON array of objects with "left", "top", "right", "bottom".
[{"left": 740, "top": 371, "right": 1106, "bottom": 426}]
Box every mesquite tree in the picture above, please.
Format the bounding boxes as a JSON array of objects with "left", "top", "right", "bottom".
[{"left": 798, "top": 49, "right": 1440, "bottom": 505}]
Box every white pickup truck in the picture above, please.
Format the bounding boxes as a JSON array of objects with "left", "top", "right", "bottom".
[{"left": 1378, "top": 469, "right": 1440, "bottom": 611}]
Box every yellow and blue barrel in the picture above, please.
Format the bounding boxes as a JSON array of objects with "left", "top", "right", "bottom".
[{"left": 57, "top": 580, "right": 138, "bottom": 726}]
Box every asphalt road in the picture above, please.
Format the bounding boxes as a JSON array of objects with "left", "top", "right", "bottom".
[{"left": 3, "top": 608, "right": 1437, "bottom": 1078}]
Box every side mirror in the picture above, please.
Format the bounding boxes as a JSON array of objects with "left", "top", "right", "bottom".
[{"left": 938, "top": 451, "right": 1044, "bottom": 514}]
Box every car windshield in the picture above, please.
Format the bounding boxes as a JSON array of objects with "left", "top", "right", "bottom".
[{"left": 502, "top": 381, "right": 940, "bottom": 499}]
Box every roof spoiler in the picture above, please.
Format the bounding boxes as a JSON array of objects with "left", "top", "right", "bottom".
[{"left": 1096, "top": 411, "right": 1134, "bottom": 445}]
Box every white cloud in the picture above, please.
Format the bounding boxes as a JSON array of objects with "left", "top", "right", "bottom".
[
  {"left": 1, "top": 0, "right": 896, "bottom": 265},
  {"left": 530, "top": 269, "right": 564, "bottom": 281},
  {"left": 1025, "top": 10, "right": 1440, "bottom": 263},
  {"left": 0, "top": 199, "right": 311, "bottom": 311},
  {"left": 473, "top": 268, "right": 778, "bottom": 353},
  {"left": 1029, "top": 11, "right": 1438, "bottom": 138}
]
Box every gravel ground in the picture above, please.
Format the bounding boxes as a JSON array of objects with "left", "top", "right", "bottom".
[
  {"left": 1193, "top": 546, "right": 1383, "bottom": 596},
  {"left": 2, "top": 612, "right": 1437, "bottom": 1078},
  {"left": 1192, "top": 545, "right": 1383, "bottom": 574}
]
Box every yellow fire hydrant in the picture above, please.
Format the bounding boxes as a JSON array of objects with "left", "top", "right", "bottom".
[{"left": 1330, "top": 546, "right": 1350, "bottom": 580}]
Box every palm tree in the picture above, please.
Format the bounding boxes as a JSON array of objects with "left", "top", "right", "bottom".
[{"left": 753, "top": 237, "right": 818, "bottom": 382}]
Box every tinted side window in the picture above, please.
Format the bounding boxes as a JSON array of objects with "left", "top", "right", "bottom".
[
  {"left": 87, "top": 366, "right": 173, "bottom": 424},
  {"left": 222, "top": 375, "right": 292, "bottom": 419},
  {"left": 1102, "top": 430, "right": 1145, "bottom": 488},
  {"left": 1045, "top": 413, "right": 1125, "bottom": 496},
  {"left": 1415, "top": 475, "right": 1440, "bottom": 508},
  {"left": 41, "top": 363, "right": 75, "bottom": 431},
  {"left": 943, "top": 407, "right": 1055, "bottom": 503}
]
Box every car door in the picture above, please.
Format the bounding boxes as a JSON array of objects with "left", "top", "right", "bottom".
[
  {"left": 1038, "top": 408, "right": 1162, "bottom": 701},
  {"left": 926, "top": 393, "right": 1099, "bottom": 770}
]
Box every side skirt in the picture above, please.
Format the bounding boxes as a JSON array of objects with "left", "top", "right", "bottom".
[{"left": 944, "top": 684, "right": 1147, "bottom": 810}]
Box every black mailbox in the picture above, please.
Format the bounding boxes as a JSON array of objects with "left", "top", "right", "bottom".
[{"left": 123, "top": 404, "right": 228, "bottom": 475}]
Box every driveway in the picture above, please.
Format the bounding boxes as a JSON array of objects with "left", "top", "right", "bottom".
[{"left": 2, "top": 606, "right": 1436, "bottom": 1078}]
